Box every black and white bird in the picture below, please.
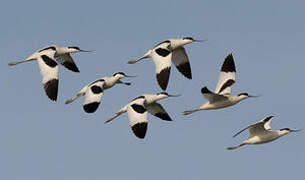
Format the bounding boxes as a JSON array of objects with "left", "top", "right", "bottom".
[
  {"left": 65, "top": 72, "right": 135, "bottom": 113},
  {"left": 105, "top": 92, "right": 178, "bottom": 139},
  {"left": 184, "top": 53, "right": 257, "bottom": 115},
  {"left": 227, "top": 115, "right": 301, "bottom": 150},
  {"left": 8, "top": 45, "right": 92, "bottom": 101},
  {"left": 128, "top": 37, "right": 204, "bottom": 90}
]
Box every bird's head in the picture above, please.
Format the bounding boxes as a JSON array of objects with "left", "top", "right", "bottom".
[
  {"left": 182, "top": 37, "right": 206, "bottom": 45},
  {"left": 68, "top": 46, "right": 94, "bottom": 53},
  {"left": 113, "top": 72, "right": 137, "bottom": 79},
  {"left": 237, "top": 93, "right": 259, "bottom": 101},
  {"left": 279, "top": 128, "right": 301, "bottom": 136},
  {"left": 156, "top": 92, "right": 180, "bottom": 101}
]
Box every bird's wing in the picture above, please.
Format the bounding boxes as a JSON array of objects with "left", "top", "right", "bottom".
[
  {"left": 151, "top": 42, "right": 172, "bottom": 90},
  {"left": 127, "top": 98, "right": 148, "bottom": 139},
  {"left": 249, "top": 115, "right": 274, "bottom": 137},
  {"left": 172, "top": 47, "right": 192, "bottom": 79},
  {"left": 37, "top": 50, "right": 59, "bottom": 101},
  {"left": 83, "top": 81, "right": 104, "bottom": 113},
  {"left": 233, "top": 115, "right": 274, "bottom": 138},
  {"left": 215, "top": 54, "right": 236, "bottom": 95},
  {"left": 201, "top": 87, "right": 227, "bottom": 103},
  {"left": 55, "top": 53, "right": 80, "bottom": 72},
  {"left": 146, "top": 103, "right": 172, "bottom": 121}
]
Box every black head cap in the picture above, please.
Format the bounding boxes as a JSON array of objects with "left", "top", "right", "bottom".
[
  {"left": 280, "top": 128, "right": 290, "bottom": 131},
  {"left": 157, "top": 92, "right": 168, "bottom": 96},
  {"left": 113, "top": 72, "right": 126, "bottom": 76},
  {"left": 183, "top": 37, "right": 194, "bottom": 41},
  {"left": 238, "top": 93, "right": 248, "bottom": 96},
  {"left": 68, "top": 46, "right": 80, "bottom": 50}
]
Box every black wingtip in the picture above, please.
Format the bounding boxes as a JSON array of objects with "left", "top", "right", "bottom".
[
  {"left": 176, "top": 62, "right": 192, "bottom": 79},
  {"left": 221, "top": 53, "right": 236, "bottom": 72},
  {"left": 44, "top": 79, "right": 58, "bottom": 101},
  {"left": 131, "top": 122, "right": 148, "bottom": 139},
  {"left": 155, "top": 113, "right": 172, "bottom": 121},
  {"left": 201, "top": 86, "right": 212, "bottom": 94},
  {"left": 63, "top": 61, "right": 80, "bottom": 72},
  {"left": 156, "top": 67, "right": 171, "bottom": 90},
  {"left": 83, "top": 102, "right": 100, "bottom": 113}
]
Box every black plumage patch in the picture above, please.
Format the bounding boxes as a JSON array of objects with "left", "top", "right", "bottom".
[
  {"left": 131, "top": 104, "right": 146, "bottom": 114},
  {"left": 155, "top": 48, "right": 171, "bottom": 57},
  {"left": 131, "top": 96, "right": 145, "bottom": 101},
  {"left": 91, "top": 85, "right": 103, "bottom": 94},
  {"left": 44, "top": 79, "right": 58, "bottom": 101},
  {"left": 132, "top": 122, "right": 148, "bottom": 139},
  {"left": 176, "top": 62, "right": 192, "bottom": 79},
  {"left": 154, "top": 40, "right": 170, "bottom": 48},
  {"left": 68, "top": 46, "right": 80, "bottom": 50},
  {"left": 263, "top": 116, "right": 274, "bottom": 123},
  {"left": 41, "top": 55, "right": 58, "bottom": 68},
  {"left": 38, "top": 46, "right": 56, "bottom": 52},
  {"left": 83, "top": 102, "right": 100, "bottom": 113},
  {"left": 156, "top": 67, "right": 171, "bottom": 90},
  {"left": 155, "top": 112, "right": 172, "bottom": 121},
  {"left": 62, "top": 61, "right": 79, "bottom": 72},
  {"left": 221, "top": 54, "right": 236, "bottom": 72},
  {"left": 201, "top": 87, "right": 212, "bottom": 94},
  {"left": 218, "top": 79, "right": 235, "bottom": 93}
]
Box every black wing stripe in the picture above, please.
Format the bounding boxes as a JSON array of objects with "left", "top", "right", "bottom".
[{"left": 218, "top": 79, "right": 235, "bottom": 94}]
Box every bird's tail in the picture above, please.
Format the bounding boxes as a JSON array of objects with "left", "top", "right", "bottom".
[{"left": 227, "top": 143, "right": 246, "bottom": 150}]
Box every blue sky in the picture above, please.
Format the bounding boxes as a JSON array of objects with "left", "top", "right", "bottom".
[{"left": 1, "top": 0, "right": 305, "bottom": 179}]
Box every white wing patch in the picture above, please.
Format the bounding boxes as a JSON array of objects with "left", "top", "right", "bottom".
[
  {"left": 83, "top": 80, "right": 104, "bottom": 113},
  {"left": 151, "top": 42, "right": 172, "bottom": 90},
  {"left": 215, "top": 54, "right": 236, "bottom": 95},
  {"left": 37, "top": 50, "right": 58, "bottom": 101},
  {"left": 127, "top": 98, "right": 148, "bottom": 139}
]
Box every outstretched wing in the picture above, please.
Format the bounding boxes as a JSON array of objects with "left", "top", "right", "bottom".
[
  {"left": 55, "top": 53, "right": 80, "bottom": 72},
  {"left": 215, "top": 54, "right": 236, "bottom": 95},
  {"left": 37, "top": 50, "right": 58, "bottom": 101},
  {"left": 151, "top": 42, "right": 172, "bottom": 90},
  {"left": 233, "top": 115, "right": 274, "bottom": 138},
  {"left": 127, "top": 98, "right": 148, "bottom": 139},
  {"left": 146, "top": 103, "right": 172, "bottom": 121},
  {"left": 201, "top": 87, "right": 227, "bottom": 103},
  {"left": 83, "top": 80, "right": 104, "bottom": 113},
  {"left": 172, "top": 47, "right": 192, "bottom": 79}
]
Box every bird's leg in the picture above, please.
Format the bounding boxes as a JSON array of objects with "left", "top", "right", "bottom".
[
  {"left": 105, "top": 107, "right": 127, "bottom": 123},
  {"left": 227, "top": 143, "right": 246, "bottom": 150},
  {"left": 127, "top": 50, "right": 151, "bottom": 64},
  {"left": 8, "top": 58, "right": 35, "bottom": 66},
  {"left": 183, "top": 108, "right": 201, "bottom": 115}
]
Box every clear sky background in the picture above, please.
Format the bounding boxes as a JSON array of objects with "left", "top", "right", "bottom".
[{"left": 1, "top": 0, "right": 305, "bottom": 179}]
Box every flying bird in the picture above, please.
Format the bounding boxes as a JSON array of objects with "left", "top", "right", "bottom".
[
  {"left": 105, "top": 92, "right": 178, "bottom": 139},
  {"left": 8, "top": 45, "right": 92, "bottom": 101},
  {"left": 227, "top": 115, "right": 301, "bottom": 150},
  {"left": 65, "top": 72, "right": 136, "bottom": 113},
  {"left": 128, "top": 37, "right": 204, "bottom": 90},
  {"left": 184, "top": 53, "right": 257, "bottom": 115}
]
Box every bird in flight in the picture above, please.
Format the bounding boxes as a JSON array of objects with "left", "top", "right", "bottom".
[
  {"left": 184, "top": 53, "right": 258, "bottom": 115},
  {"left": 105, "top": 92, "right": 179, "bottom": 139},
  {"left": 8, "top": 45, "right": 93, "bottom": 101},
  {"left": 65, "top": 72, "right": 136, "bottom": 113},
  {"left": 227, "top": 115, "right": 301, "bottom": 150},
  {"left": 128, "top": 37, "right": 205, "bottom": 90}
]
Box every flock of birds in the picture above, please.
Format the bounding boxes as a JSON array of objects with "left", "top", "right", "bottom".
[{"left": 8, "top": 37, "right": 300, "bottom": 150}]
